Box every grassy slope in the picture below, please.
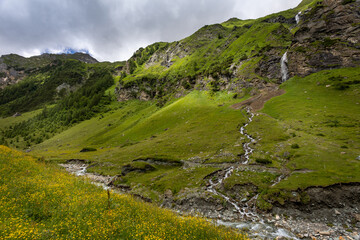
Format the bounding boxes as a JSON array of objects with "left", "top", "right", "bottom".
[
  {"left": 257, "top": 67, "right": 360, "bottom": 189},
  {"left": 25, "top": 67, "right": 360, "bottom": 205},
  {"left": 32, "top": 91, "right": 248, "bottom": 198},
  {"left": 0, "top": 146, "right": 247, "bottom": 239},
  {"left": 0, "top": 108, "right": 44, "bottom": 128}
]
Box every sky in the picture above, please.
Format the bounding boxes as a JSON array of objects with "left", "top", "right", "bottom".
[{"left": 0, "top": 0, "right": 301, "bottom": 62}]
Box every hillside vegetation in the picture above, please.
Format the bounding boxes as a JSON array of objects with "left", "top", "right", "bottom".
[
  {"left": 0, "top": 146, "right": 247, "bottom": 239},
  {"left": 26, "top": 67, "right": 360, "bottom": 209}
]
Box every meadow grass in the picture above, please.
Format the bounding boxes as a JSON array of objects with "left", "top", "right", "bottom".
[
  {"left": 257, "top": 67, "right": 360, "bottom": 189},
  {"left": 0, "top": 145, "right": 248, "bottom": 240},
  {"left": 0, "top": 108, "right": 44, "bottom": 129},
  {"left": 31, "top": 90, "right": 247, "bottom": 200}
]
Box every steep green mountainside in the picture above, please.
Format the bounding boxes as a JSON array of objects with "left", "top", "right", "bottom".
[
  {"left": 115, "top": 0, "right": 359, "bottom": 105},
  {"left": 0, "top": 0, "right": 359, "bottom": 222}
]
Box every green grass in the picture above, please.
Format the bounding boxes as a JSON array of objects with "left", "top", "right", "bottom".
[
  {"left": 0, "top": 108, "right": 44, "bottom": 129},
  {"left": 32, "top": 91, "right": 248, "bottom": 198},
  {"left": 257, "top": 67, "right": 360, "bottom": 189},
  {"left": 27, "top": 68, "right": 360, "bottom": 206},
  {"left": 0, "top": 146, "right": 247, "bottom": 239},
  {"left": 224, "top": 170, "right": 278, "bottom": 191}
]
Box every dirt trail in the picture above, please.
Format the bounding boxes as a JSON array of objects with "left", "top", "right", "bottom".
[{"left": 231, "top": 88, "right": 285, "bottom": 111}]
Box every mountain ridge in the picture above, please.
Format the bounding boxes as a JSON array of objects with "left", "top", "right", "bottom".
[{"left": 0, "top": 52, "right": 98, "bottom": 88}]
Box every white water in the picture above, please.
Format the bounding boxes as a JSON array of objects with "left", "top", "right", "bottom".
[
  {"left": 75, "top": 165, "right": 87, "bottom": 176},
  {"left": 206, "top": 107, "right": 259, "bottom": 221},
  {"left": 295, "top": 11, "right": 302, "bottom": 24},
  {"left": 59, "top": 163, "right": 113, "bottom": 190},
  {"left": 217, "top": 220, "right": 298, "bottom": 240},
  {"left": 271, "top": 174, "right": 286, "bottom": 187},
  {"left": 281, "top": 52, "right": 288, "bottom": 82},
  {"left": 205, "top": 108, "right": 300, "bottom": 238},
  {"left": 240, "top": 107, "right": 256, "bottom": 164}
]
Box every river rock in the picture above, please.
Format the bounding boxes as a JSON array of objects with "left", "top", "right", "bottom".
[
  {"left": 164, "top": 189, "right": 173, "bottom": 199},
  {"left": 276, "top": 236, "right": 289, "bottom": 240},
  {"left": 353, "top": 213, "right": 360, "bottom": 222},
  {"left": 319, "top": 231, "right": 330, "bottom": 236}
]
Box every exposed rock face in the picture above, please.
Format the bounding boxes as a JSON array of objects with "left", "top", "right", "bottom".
[
  {"left": 0, "top": 58, "right": 24, "bottom": 88},
  {"left": 263, "top": 15, "right": 297, "bottom": 24},
  {"left": 288, "top": 0, "right": 360, "bottom": 77}
]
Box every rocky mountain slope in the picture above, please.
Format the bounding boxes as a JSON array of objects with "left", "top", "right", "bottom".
[
  {"left": 288, "top": 0, "right": 360, "bottom": 77},
  {"left": 115, "top": 0, "right": 360, "bottom": 104}
]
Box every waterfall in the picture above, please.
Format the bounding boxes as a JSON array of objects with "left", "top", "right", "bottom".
[
  {"left": 295, "top": 11, "right": 301, "bottom": 24},
  {"left": 281, "top": 52, "right": 288, "bottom": 82}
]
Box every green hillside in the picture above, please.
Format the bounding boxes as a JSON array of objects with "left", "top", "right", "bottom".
[
  {"left": 0, "top": 0, "right": 360, "bottom": 237},
  {"left": 26, "top": 67, "right": 360, "bottom": 208}
]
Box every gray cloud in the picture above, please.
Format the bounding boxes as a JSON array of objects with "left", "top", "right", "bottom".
[{"left": 0, "top": 0, "right": 301, "bottom": 62}]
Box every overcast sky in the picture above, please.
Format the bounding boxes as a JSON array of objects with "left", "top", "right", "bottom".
[{"left": 0, "top": 0, "right": 301, "bottom": 62}]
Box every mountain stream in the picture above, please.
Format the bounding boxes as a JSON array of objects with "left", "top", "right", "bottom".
[{"left": 205, "top": 107, "right": 298, "bottom": 239}]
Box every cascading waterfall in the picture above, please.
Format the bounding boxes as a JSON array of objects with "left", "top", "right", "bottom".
[
  {"left": 281, "top": 51, "right": 288, "bottom": 82},
  {"left": 206, "top": 107, "right": 260, "bottom": 221},
  {"left": 295, "top": 11, "right": 302, "bottom": 24},
  {"left": 240, "top": 107, "right": 256, "bottom": 164}
]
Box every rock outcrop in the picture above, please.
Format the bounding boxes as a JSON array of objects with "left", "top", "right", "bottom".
[{"left": 288, "top": 0, "right": 360, "bottom": 77}]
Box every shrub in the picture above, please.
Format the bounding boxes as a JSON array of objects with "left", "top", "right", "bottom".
[
  {"left": 342, "top": 0, "right": 355, "bottom": 4},
  {"left": 80, "top": 147, "right": 97, "bottom": 152},
  {"left": 334, "top": 82, "right": 350, "bottom": 90},
  {"left": 291, "top": 144, "right": 300, "bottom": 149},
  {"left": 255, "top": 158, "right": 272, "bottom": 164},
  {"left": 322, "top": 38, "right": 337, "bottom": 48}
]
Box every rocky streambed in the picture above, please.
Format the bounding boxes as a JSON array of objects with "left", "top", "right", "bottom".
[{"left": 59, "top": 160, "right": 360, "bottom": 239}]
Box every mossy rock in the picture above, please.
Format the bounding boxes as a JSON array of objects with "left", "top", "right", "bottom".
[
  {"left": 121, "top": 162, "right": 156, "bottom": 176},
  {"left": 255, "top": 158, "right": 272, "bottom": 164}
]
